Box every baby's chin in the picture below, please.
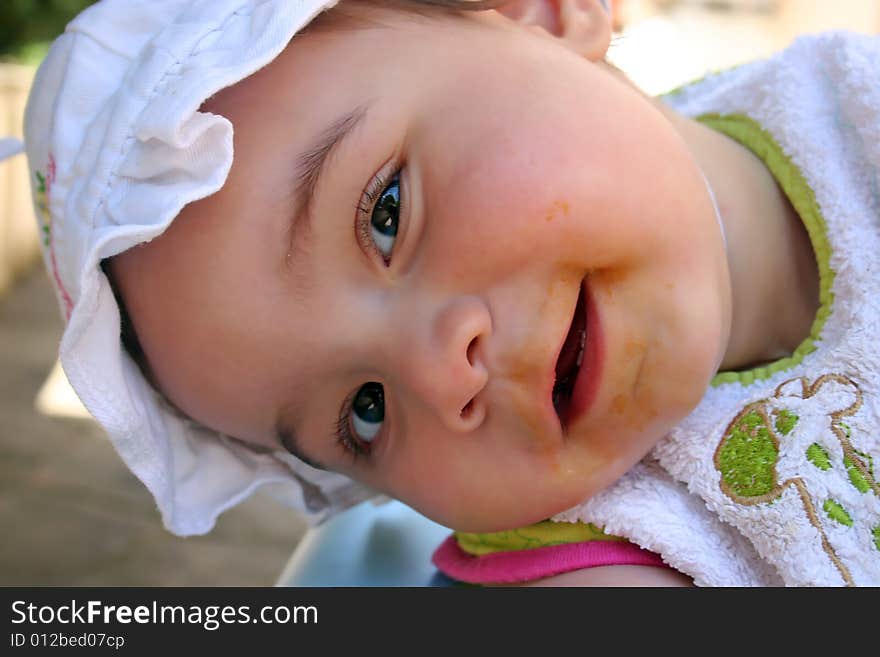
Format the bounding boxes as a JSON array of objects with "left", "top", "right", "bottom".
[{"left": 422, "top": 480, "right": 607, "bottom": 534}]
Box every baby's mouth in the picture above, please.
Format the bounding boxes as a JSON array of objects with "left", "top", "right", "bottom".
[{"left": 552, "top": 282, "right": 587, "bottom": 428}]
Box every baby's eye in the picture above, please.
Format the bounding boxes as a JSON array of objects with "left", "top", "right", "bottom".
[
  {"left": 367, "top": 171, "right": 400, "bottom": 259},
  {"left": 349, "top": 382, "right": 385, "bottom": 445}
]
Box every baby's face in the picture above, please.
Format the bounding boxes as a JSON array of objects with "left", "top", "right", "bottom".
[{"left": 112, "top": 7, "right": 730, "bottom": 532}]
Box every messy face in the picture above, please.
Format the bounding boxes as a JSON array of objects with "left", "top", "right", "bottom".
[{"left": 111, "top": 6, "right": 730, "bottom": 532}]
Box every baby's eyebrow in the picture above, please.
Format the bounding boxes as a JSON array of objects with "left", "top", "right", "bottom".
[
  {"left": 285, "top": 103, "right": 371, "bottom": 257},
  {"left": 273, "top": 105, "right": 371, "bottom": 471}
]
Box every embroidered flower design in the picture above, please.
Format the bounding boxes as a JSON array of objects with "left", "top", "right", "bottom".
[
  {"left": 33, "top": 154, "right": 72, "bottom": 319},
  {"left": 34, "top": 154, "right": 56, "bottom": 246},
  {"left": 715, "top": 374, "right": 879, "bottom": 586}
]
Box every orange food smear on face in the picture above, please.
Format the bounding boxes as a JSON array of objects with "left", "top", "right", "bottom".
[
  {"left": 591, "top": 267, "right": 627, "bottom": 304},
  {"left": 544, "top": 200, "right": 571, "bottom": 222},
  {"left": 595, "top": 268, "right": 626, "bottom": 287},
  {"left": 504, "top": 371, "right": 561, "bottom": 472},
  {"left": 498, "top": 330, "right": 554, "bottom": 452},
  {"left": 624, "top": 337, "right": 646, "bottom": 358},
  {"left": 497, "top": 267, "right": 584, "bottom": 463}
]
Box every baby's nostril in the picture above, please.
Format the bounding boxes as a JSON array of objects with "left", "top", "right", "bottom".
[
  {"left": 466, "top": 336, "right": 478, "bottom": 366},
  {"left": 460, "top": 399, "right": 474, "bottom": 419}
]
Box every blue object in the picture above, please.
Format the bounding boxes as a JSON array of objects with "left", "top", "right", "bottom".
[{"left": 275, "top": 500, "right": 456, "bottom": 587}]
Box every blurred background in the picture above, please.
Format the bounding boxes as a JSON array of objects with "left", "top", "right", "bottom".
[{"left": 1, "top": 0, "right": 878, "bottom": 585}]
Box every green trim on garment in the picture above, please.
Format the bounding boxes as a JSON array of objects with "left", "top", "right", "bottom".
[
  {"left": 454, "top": 520, "right": 624, "bottom": 557},
  {"left": 693, "top": 114, "right": 835, "bottom": 388}
]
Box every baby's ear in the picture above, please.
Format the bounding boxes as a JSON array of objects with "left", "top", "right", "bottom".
[{"left": 493, "top": 0, "right": 612, "bottom": 61}]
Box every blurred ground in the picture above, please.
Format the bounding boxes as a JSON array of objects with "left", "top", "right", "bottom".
[{"left": 0, "top": 264, "right": 307, "bottom": 586}]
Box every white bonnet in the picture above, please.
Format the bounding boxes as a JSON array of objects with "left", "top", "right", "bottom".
[{"left": 22, "top": 0, "right": 381, "bottom": 536}]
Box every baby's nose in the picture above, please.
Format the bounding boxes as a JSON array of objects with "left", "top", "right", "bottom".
[{"left": 402, "top": 295, "right": 491, "bottom": 432}]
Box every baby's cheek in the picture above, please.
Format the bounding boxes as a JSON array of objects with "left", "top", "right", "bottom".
[
  {"left": 630, "top": 322, "right": 712, "bottom": 413},
  {"left": 433, "top": 146, "right": 574, "bottom": 264}
]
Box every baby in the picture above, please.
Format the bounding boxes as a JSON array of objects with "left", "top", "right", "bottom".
[{"left": 22, "top": 0, "right": 880, "bottom": 585}]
